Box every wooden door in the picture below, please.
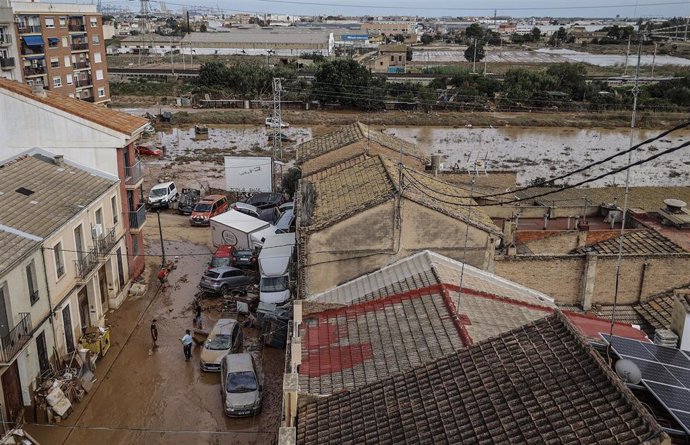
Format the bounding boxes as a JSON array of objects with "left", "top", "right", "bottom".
[{"left": 1, "top": 362, "right": 23, "bottom": 426}]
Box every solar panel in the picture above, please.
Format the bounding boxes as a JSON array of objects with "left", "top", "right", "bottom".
[
  {"left": 626, "top": 357, "right": 682, "bottom": 386},
  {"left": 645, "top": 381, "right": 690, "bottom": 411}
]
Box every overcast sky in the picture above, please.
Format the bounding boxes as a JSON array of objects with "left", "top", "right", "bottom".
[{"left": 102, "top": 0, "right": 689, "bottom": 19}]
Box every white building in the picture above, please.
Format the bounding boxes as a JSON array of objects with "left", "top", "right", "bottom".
[{"left": 0, "top": 0, "right": 21, "bottom": 81}]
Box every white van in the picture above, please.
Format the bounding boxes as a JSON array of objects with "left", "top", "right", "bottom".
[
  {"left": 257, "top": 233, "right": 295, "bottom": 316},
  {"left": 148, "top": 181, "right": 178, "bottom": 209}
]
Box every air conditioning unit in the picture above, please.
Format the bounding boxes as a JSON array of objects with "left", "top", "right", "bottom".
[{"left": 91, "top": 224, "right": 103, "bottom": 239}]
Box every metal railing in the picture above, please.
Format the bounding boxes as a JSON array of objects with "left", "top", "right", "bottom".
[
  {"left": 128, "top": 204, "right": 147, "bottom": 230},
  {"left": 68, "top": 24, "right": 86, "bottom": 32},
  {"left": 0, "top": 57, "right": 14, "bottom": 69},
  {"left": 0, "top": 313, "right": 32, "bottom": 364},
  {"left": 23, "top": 66, "right": 45, "bottom": 76},
  {"left": 0, "top": 34, "right": 12, "bottom": 46},
  {"left": 94, "top": 227, "right": 117, "bottom": 255},
  {"left": 75, "top": 247, "right": 99, "bottom": 279},
  {"left": 17, "top": 25, "right": 41, "bottom": 34},
  {"left": 75, "top": 76, "right": 92, "bottom": 88},
  {"left": 70, "top": 42, "right": 89, "bottom": 51},
  {"left": 73, "top": 61, "right": 90, "bottom": 69},
  {"left": 125, "top": 161, "right": 143, "bottom": 185}
]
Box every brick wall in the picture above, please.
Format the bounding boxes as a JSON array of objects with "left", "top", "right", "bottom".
[
  {"left": 495, "top": 256, "right": 584, "bottom": 303},
  {"left": 439, "top": 170, "right": 517, "bottom": 190},
  {"left": 516, "top": 231, "right": 579, "bottom": 254}
]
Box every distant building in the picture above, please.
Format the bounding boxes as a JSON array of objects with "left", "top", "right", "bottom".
[
  {"left": 0, "top": 1, "right": 21, "bottom": 81},
  {"left": 117, "top": 34, "right": 182, "bottom": 55},
  {"left": 361, "top": 20, "right": 415, "bottom": 36},
  {"left": 366, "top": 44, "right": 407, "bottom": 73},
  {"left": 10, "top": 1, "right": 110, "bottom": 103}
]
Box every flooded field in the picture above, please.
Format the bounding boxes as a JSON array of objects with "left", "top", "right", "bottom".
[{"left": 387, "top": 126, "right": 690, "bottom": 187}]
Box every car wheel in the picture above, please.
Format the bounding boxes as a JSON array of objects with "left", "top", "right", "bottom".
[{"left": 220, "top": 284, "right": 230, "bottom": 294}]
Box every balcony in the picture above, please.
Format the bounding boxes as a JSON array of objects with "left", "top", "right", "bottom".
[
  {"left": 128, "top": 204, "right": 147, "bottom": 233},
  {"left": 71, "top": 42, "right": 89, "bottom": 52},
  {"left": 0, "top": 57, "right": 15, "bottom": 70},
  {"left": 0, "top": 313, "right": 32, "bottom": 364},
  {"left": 0, "top": 34, "right": 12, "bottom": 46},
  {"left": 23, "top": 66, "right": 46, "bottom": 77},
  {"left": 75, "top": 76, "right": 92, "bottom": 88},
  {"left": 94, "top": 227, "right": 118, "bottom": 256},
  {"left": 68, "top": 24, "right": 86, "bottom": 33},
  {"left": 124, "top": 161, "right": 143, "bottom": 188},
  {"left": 75, "top": 247, "right": 99, "bottom": 280},
  {"left": 73, "top": 61, "right": 90, "bottom": 70},
  {"left": 17, "top": 25, "right": 41, "bottom": 34}
]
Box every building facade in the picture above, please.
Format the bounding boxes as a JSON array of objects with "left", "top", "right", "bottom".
[
  {"left": 0, "top": 1, "right": 21, "bottom": 81},
  {"left": 11, "top": 1, "right": 109, "bottom": 103}
]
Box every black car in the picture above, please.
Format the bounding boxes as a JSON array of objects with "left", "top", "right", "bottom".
[
  {"left": 232, "top": 248, "right": 258, "bottom": 268},
  {"left": 177, "top": 188, "right": 201, "bottom": 215},
  {"left": 245, "top": 192, "right": 284, "bottom": 210}
]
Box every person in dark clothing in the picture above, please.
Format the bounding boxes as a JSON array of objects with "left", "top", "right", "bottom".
[
  {"left": 194, "top": 302, "right": 203, "bottom": 329},
  {"left": 150, "top": 319, "right": 158, "bottom": 348}
]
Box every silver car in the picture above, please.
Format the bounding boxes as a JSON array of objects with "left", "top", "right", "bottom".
[
  {"left": 199, "top": 266, "right": 253, "bottom": 294},
  {"left": 220, "top": 353, "right": 262, "bottom": 417}
]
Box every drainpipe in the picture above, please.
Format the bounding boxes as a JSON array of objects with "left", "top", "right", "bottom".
[{"left": 39, "top": 249, "right": 59, "bottom": 361}]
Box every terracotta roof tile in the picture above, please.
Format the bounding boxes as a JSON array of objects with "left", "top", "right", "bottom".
[
  {"left": 0, "top": 78, "right": 147, "bottom": 135},
  {"left": 0, "top": 230, "right": 40, "bottom": 277},
  {"left": 296, "top": 313, "right": 667, "bottom": 445},
  {"left": 573, "top": 229, "right": 686, "bottom": 254},
  {"left": 635, "top": 286, "right": 690, "bottom": 331}
]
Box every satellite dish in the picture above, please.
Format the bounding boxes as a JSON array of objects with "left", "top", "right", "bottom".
[{"left": 615, "top": 359, "right": 642, "bottom": 384}]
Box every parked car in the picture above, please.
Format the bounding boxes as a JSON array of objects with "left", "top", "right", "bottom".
[
  {"left": 265, "top": 116, "right": 289, "bottom": 128},
  {"left": 199, "top": 266, "right": 253, "bottom": 294},
  {"left": 147, "top": 181, "right": 177, "bottom": 209},
  {"left": 177, "top": 188, "right": 201, "bottom": 215},
  {"left": 231, "top": 202, "right": 281, "bottom": 225},
  {"left": 274, "top": 208, "right": 295, "bottom": 234},
  {"left": 136, "top": 145, "right": 163, "bottom": 157},
  {"left": 210, "top": 245, "right": 257, "bottom": 269},
  {"left": 245, "top": 192, "right": 285, "bottom": 210},
  {"left": 199, "top": 318, "right": 243, "bottom": 372},
  {"left": 278, "top": 201, "right": 294, "bottom": 212},
  {"left": 190, "top": 194, "right": 229, "bottom": 226},
  {"left": 220, "top": 353, "right": 263, "bottom": 417}
]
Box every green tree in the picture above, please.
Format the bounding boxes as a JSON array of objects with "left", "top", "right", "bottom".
[
  {"left": 281, "top": 167, "right": 302, "bottom": 198},
  {"left": 464, "top": 42, "right": 485, "bottom": 63},
  {"left": 531, "top": 27, "right": 541, "bottom": 40},
  {"left": 197, "top": 61, "right": 230, "bottom": 87},
  {"left": 200, "top": 23, "right": 207, "bottom": 32},
  {"left": 420, "top": 34, "right": 434, "bottom": 45},
  {"left": 546, "top": 63, "right": 588, "bottom": 99},
  {"left": 312, "top": 59, "right": 384, "bottom": 109},
  {"left": 464, "top": 23, "right": 485, "bottom": 40}
]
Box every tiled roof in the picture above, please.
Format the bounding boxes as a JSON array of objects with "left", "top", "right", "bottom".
[
  {"left": 0, "top": 78, "right": 148, "bottom": 135},
  {"left": 296, "top": 313, "right": 668, "bottom": 445},
  {"left": 0, "top": 229, "right": 40, "bottom": 277},
  {"left": 0, "top": 154, "right": 117, "bottom": 239},
  {"left": 299, "top": 284, "right": 466, "bottom": 395},
  {"left": 572, "top": 229, "right": 686, "bottom": 254},
  {"left": 635, "top": 287, "right": 690, "bottom": 331},
  {"left": 302, "top": 155, "right": 499, "bottom": 234},
  {"left": 296, "top": 122, "right": 424, "bottom": 163}
]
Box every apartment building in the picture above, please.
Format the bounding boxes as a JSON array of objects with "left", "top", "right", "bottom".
[
  {"left": 11, "top": 1, "right": 110, "bottom": 103},
  {"left": 0, "top": 1, "right": 20, "bottom": 81},
  {"left": 0, "top": 77, "right": 149, "bottom": 281},
  {"left": 0, "top": 151, "right": 129, "bottom": 425}
]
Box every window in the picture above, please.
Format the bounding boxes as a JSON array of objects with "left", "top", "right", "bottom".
[
  {"left": 62, "top": 37, "right": 68, "bottom": 47},
  {"left": 90, "top": 17, "right": 97, "bottom": 28},
  {"left": 132, "top": 236, "right": 139, "bottom": 257},
  {"left": 93, "top": 52, "right": 101, "bottom": 63},
  {"left": 37, "top": 331, "right": 49, "bottom": 373},
  {"left": 48, "top": 38, "right": 58, "bottom": 49},
  {"left": 95, "top": 69, "right": 103, "bottom": 81},
  {"left": 98, "top": 87, "right": 105, "bottom": 97},
  {"left": 53, "top": 76, "right": 62, "bottom": 88},
  {"left": 59, "top": 16, "right": 67, "bottom": 27},
  {"left": 27, "top": 260, "right": 39, "bottom": 305},
  {"left": 54, "top": 242, "right": 65, "bottom": 278},
  {"left": 64, "top": 56, "right": 70, "bottom": 67},
  {"left": 390, "top": 55, "right": 395, "bottom": 62},
  {"left": 111, "top": 196, "right": 118, "bottom": 224},
  {"left": 66, "top": 73, "right": 73, "bottom": 85},
  {"left": 92, "top": 35, "right": 100, "bottom": 45},
  {"left": 50, "top": 57, "right": 59, "bottom": 68},
  {"left": 45, "top": 17, "right": 55, "bottom": 28},
  {"left": 95, "top": 208, "right": 103, "bottom": 226}
]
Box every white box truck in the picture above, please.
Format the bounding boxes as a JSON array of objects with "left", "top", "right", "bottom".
[
  {"left": 257, "top": 233, "right": 296, "bottom": 317},
  {"left": 210, "top": 210, "right": 270, "bottom": 249}
]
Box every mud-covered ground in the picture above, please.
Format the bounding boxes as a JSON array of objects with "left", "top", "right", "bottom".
[{"left": 26, "top": 214, "right": 282, "bottom": 445}]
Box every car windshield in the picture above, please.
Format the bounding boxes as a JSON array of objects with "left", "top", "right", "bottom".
[
  {"left": 207, "top": 334, "right": 232, "bottom": 350},
  {"left": 235, "top": 249, "right": 252, "bottom": 257},
  {"left": 261, "top": 276, "right": 287, "bottom": 292},
  {"left": 226, "top": 371, "right": 257, "bottom": 393},
  {"left": 150, "top": 188, "right": 167, "bottom": 197},
  {"left": 194, "top": 203, "right": 213, "bottom": 212},
  {"left": 205, "top": 271, "right": 220, "bottom": 279},
  {"left": 211, "top": 257, "right": 230, "bottom": 268}
]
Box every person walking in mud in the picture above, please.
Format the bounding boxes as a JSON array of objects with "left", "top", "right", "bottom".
[
  {"left": 150, "top": 319, "right": 159, "bottom": 348},
  {"left": 193, "top": 301, "right": 203, "bottom": 329},
  {"left": 181, "top": 329, "right": 193, "bottom": 361}
]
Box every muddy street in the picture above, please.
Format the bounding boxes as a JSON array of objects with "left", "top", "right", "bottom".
[{"left": 26, "top": 213, "right": 283, "bottom": 445}]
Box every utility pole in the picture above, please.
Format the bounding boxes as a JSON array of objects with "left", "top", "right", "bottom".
[
  {"left": 651, "top": 41, "right": 657, "bottom": 78},
  {"left": 157, "top": 211, "right": 166, "bottom": 267},
  {"left": 623, "top": 34, "right": 631, "bottom": 76},
  {"left": 472, "top": 38, "right": 477, "bottom": 73},
  {"left": 170, "top": 37, "right": 175, "bottom": 74},
  {"left": 272, "top": 77, "right": 282, "bottom": 191}
]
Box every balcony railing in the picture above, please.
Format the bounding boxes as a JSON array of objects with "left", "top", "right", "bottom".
[
  {"left": 17, "top": 25, "right": 41, "bottom": 34},
  {"left": 128, "top": 204, "right": 147, "bottom": 230},
  {"left": 0, "top": 57, "right": 15, "bottom": 70},
  {"left": 75, "top": 247, "right": 99, "bottom": 280},
  {"left": 0, "top": 34, "right": 12, "bottom": 46},
  {"left": 0, "top": 313, "right": 32, "bottom": 364},
  {"left": 94, "top": 227, "right": 117, "bottom": 256},
  {"left": 125, "top": 161, "right": 143, "bottom": 186},
  {"left": 73, "top": 61, "right": 90, "bottom": 69},
  {"left": 23, "top": 66, "right": 46, "bottom": 77},
  {"left": 75, "top": 76, "right": 92, "bottom": 88},
  {"left": 71, "top": 42, "right": 89, "bottom": 51},
  {"left": 68, "top": 24, "right": 86, "bottom": 32}
]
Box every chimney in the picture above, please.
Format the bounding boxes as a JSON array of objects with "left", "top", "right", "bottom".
[
  {"left": 31, "top": 83, "right": 47, "bottom": 98},
  {"left": 54, "top": 154, "right": 65, "bottom": 166}
]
